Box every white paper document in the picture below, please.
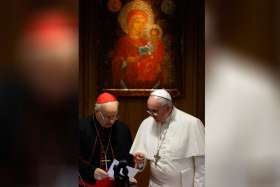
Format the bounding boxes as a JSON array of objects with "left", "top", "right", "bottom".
[{"left": 107, "top": 159, "right": 139, "bottom": 180}]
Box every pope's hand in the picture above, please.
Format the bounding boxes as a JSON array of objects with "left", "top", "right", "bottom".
[
  {"left": 94, "top": 168, "right": 108, "bottom": 180},
  {"left": 134, "top": 152, "right": 145, "bottom": 169},
  {"left": 130, "top": 177, "right": 138, "bottom": 184}
]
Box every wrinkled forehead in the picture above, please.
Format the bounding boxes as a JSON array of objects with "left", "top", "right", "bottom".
[
  {"left": 100, "top": 101, "right": 119, "bottom": 113},
  {"left": 147, "top": 96, "right": 162, "bottom": 109}
]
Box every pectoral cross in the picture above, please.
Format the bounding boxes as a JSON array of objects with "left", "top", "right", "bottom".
[
  {"left": 101, "top": 155, "right": 111, "bottom": 170},
  {"left": 154, "top": 150, "right": 161, "bottom": 166}
]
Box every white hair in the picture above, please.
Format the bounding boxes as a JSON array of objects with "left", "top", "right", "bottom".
[{"left": 94, "top": 101, "right": 119, "bottom": 111}]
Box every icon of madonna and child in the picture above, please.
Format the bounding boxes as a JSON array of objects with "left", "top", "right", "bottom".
[{"left": 111, "top": 0, "right": 169, "bottom": 89}]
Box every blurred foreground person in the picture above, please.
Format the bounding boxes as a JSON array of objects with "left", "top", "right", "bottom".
[
  {"left": 0, "top": 9, "right": 78, "bottom": 187},
  {"left": 206, "top": 5, "right": 280, "bottom": 187}
]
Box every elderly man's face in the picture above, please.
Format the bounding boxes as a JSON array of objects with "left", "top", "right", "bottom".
[
  {"left": 96, "top": 102, "right": 119, "bottom": 128},
  {"left": 147, "top": 96, "right": 170, "bottom": 123}
]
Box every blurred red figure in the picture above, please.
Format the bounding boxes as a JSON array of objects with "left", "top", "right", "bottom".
[
  {"left": 19, "top": 9, "right": 78, "bottom": 103},
  {"left": 6, "top": 9, "right": 79, "bottom": 187}
]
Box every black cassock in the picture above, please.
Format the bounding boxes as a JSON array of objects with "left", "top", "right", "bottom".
[{"left": 79, "top": 116, "right": 133, "bottom": 185}]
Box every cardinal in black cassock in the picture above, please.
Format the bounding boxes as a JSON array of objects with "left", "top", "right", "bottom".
[{"left": 79, "top": 92, "right": 133, "bottom": 187}]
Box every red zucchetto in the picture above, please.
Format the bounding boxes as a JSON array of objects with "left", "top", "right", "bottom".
[{"left": 96, "top": 92, "right": 117, "bottom": 104}]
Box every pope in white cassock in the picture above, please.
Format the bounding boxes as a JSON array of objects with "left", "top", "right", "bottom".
[{"left": 130, "top": 89, "right": 205, "bottom": 187}]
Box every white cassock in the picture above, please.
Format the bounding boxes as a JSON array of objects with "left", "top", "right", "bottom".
[{"left": 130, "top": 107, "right": 205, "bottom": 187}]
